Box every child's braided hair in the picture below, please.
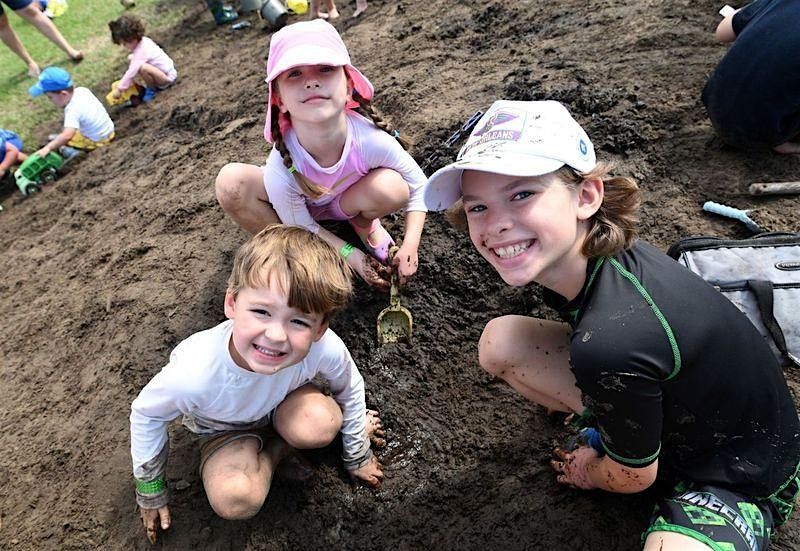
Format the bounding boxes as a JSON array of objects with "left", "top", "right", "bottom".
[
  {"left": 352, "top": 91, "right": 411, "bottom": 151},
  {"left": 270, "top": 105, "right": 330, "bottom": 199}
]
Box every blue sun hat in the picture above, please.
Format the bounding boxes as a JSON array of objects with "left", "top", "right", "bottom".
[
  {"left": 28, "top": 66, "right": 73, "bottom": 97},
  {"left": 423, "top": 100, "right": 596, "bottom": 211}
]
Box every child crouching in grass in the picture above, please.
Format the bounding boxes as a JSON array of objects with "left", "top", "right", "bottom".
[{"left": 130, "top": 225, "right": 384, "bottom": 543}]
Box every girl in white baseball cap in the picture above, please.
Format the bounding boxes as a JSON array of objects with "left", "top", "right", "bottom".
[
  {"left": 215, "top": 19, "right": 428, "bottom": 290},
  {"left": 426, "top": 100, "right": 800, "bottom": 551}
]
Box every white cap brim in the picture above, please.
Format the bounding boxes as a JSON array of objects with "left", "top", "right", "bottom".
[{"left": 424, "top": 155, "right": 565, "bottom": 212}]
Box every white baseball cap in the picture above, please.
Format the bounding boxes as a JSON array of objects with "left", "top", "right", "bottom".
[{"left": 423, "top": 100, "right": 596, "bottom": 211}]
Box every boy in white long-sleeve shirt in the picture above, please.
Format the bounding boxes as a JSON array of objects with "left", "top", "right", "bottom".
[{"left": 130, "top": 225, "right": 384, "bottom": 543}]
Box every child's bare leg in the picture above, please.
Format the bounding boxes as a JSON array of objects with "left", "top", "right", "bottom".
[
  {"left": 324, "top": 0, "right": 339, "bottom": 19},
  {"left": 273, "top": 384, "right": 343, "bottom": 449},
  {"left": 138, "top": 63, "right": 173, "bottom": 89},
  {"left": 774, "top": 141, "right": 800, "bottom": 155},
  {"left": 352, "top": 0, "right": 367, "bottom": 18},
  {"left": 308, "top": 0, "right": 328, "bottom": 18},
  {"left": 479, "top": 315, "right": 584, "bottom": 414},
  {"left": 340, "top": 168, "right": 408, "bottom": 246},
  {"left": 215, "top": 162, "right": 280, "bottom": 235},
  {"left": 202, "top": 436, "right": 287, "bottom": 520},
  {"left": 643, "top": 531, "right": 713, "bottom": 550}
]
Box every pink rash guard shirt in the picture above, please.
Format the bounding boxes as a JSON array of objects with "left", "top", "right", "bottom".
[
  {"left": 118, "top": 36, "right": 177, "bottom": 91},
  {"left": 262, "top": 112, "right": 428, "bottom": 233}
]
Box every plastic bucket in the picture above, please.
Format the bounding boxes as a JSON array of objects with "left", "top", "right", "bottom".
[
  {"left": 239, "top": 0, "right": 263, "bottom": 12},
  {"left": 260, "top": 0, "right": 288, "bottom": 28}
]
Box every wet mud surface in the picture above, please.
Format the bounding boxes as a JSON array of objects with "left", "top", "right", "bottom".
[{"left": 1, "top": 0, "right": 799, "bottom": 549}]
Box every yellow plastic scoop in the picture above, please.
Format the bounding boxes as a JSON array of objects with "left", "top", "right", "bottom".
[{"left": 377, "top": 246, "right": 413, "bottom": 345}]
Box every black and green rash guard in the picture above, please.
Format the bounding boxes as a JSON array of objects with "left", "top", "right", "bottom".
[{"left": 542, "top": 241, "right": 800, "bottom": 497}]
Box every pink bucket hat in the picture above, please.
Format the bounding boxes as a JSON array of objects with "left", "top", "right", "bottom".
[{"left": 263, "top": 19, "right": 374, "bottom": 143}]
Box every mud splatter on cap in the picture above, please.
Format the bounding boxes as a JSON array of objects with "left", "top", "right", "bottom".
[{"left": 424, "top": 100, "right": 596, "bottom": 211}]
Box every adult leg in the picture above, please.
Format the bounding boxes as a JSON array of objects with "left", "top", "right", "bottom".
[
  {"left": 273, "top": 384, "right": 343, "bottom": 450},
  {"left": 15, "top": 4, "right": 82, "bottom": 60},
  {"left": 324, "top": 0, "right": 339, "bottom": 19},
  {"left": 643, "top": 532, "right": 712, "bottom": 550},
  {"left": 215, "top": 162, "right": 280, "bottom": 235},
  {"left": 479, "top": 315, "right": 584, "bottom": 414},
  {"left": 352, "top": 0, "right": 367, "bottom": 18},
  {"left": 202, "top": 436, "right": 286, "bottom": 520},
  {"left": 0, "top": 12, "right": 39, "bottom": 76}
]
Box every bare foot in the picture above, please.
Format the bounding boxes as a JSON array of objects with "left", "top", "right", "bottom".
[
  {"left": 309, "top": 10, "right": 329, "bottom": 19},
  {"left": 28, "top": 63, "right": 41, "bottom": 78},
  {"left": 352, "top": 0, "right": 367, "bottom": 17},
  {"left": 774, "top": 141, "right": 800, "bottom": 155},
  {"left": 328, "top": 7, "right": 340, "bottom": 19},
  {"left": 366, "top": 409, "right": 386, "bottom": 447}
]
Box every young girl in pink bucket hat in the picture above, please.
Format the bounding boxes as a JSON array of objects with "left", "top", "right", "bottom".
[{"left": 215, "top": 19, "right": 427, "bottom": 290}]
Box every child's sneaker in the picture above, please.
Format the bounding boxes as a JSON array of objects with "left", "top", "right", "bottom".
[
  {"left": 348, "top": 218, "right": 395, "bottom": 264},
  {"left": 141, "top": 87, "right": 156, "bottom": 102},
  {"left": 207, "top": 0, "right": 239, "bottom": 24},
  {"left": 59, "top": 146, "right": 80, "bottom": 160}
]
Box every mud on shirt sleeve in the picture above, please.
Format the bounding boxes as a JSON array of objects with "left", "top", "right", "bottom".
[
  {"left": 314, "top": 331, "right": 372, "bottom": 470},
  {"left": 570, "top": 336, "right": 670, "bottom": 469}
]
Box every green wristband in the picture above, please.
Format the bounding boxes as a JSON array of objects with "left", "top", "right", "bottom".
[
  {"left": 135, "top": 477, "right": 166, "bottom": 495},
  {"left": 340, "top": 243, "right": 355, "bottom": 259}
]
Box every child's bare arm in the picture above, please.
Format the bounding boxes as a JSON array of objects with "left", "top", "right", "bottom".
[
  {"left": 394, "top": 210, "right": 426, "bottom": 285},
  {"left": 36, "top": 127, "right": 76, "bottom": 157}
]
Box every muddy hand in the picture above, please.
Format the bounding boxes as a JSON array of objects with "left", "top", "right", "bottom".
[
  {"left": 366, "top": 409, "right": 386, "bottom": 448},
  {"left": 392, "top": 244, "right": 419, "bottom": 287},
  {"left": 357, "top": 254, "right": 391, "bottom": 291},
  {"left": 350, "top": 454, "right": 384, "bottom": 488},
  {"left": 550, "top": 446, "right": 597, "bottom": 490},
  {"left": 140, "top": 505, "right": 171, "bottom": 544}
]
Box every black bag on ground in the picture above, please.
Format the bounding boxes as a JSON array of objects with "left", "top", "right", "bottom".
[{"left": 667, "top": 232, "right": 800, "bottom": 368}]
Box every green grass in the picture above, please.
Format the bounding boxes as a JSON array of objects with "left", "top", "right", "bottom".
[{"left": 0, "top": 0, "right": 184, "bottom": 146}]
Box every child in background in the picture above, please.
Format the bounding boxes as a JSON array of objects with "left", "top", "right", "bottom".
[
  {"left": 215, "top": 20, "right": 428, "bottom": 291},
  {"left": 425, "top": 100, "right": 800, "bottom": 550},
  {"left": 108, "top": 14, "right": 177, "bottom": 103},
  {"left": 309, "top": 0, "right": 366, "bottom": 19},
  {"left": 0, "top": 129, "right": 27, "bottom": 180},
  {"left": 130, "top": 225, "right": 384, "bottom": 544},
  {"left": 29, "top": 67, "right": 115, "bottom": 156}
]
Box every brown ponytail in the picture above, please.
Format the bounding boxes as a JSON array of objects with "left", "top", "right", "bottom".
[
  {"left": 557, "top": 163, "right": 641, "bottom": 257},
  {"left": 269, "top": 105, "right": 330, "bottom": 200},
  {"left": 352, "top": 92, "right": 412, "bottom": 151}
]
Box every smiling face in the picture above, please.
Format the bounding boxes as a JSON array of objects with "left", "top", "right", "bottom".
[
  {"left": 461, "top": 169, "right": 601, "bottom": 297},
  {"left": 224, "top": 277, "right": 328, "bottom": 375},
  {"left": 273, "top": 64, "right": 350, "bottom": 126}
]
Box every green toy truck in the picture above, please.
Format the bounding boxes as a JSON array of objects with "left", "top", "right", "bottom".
[{"left": 14, "top": 151, "right": 64, "bottom": 196}]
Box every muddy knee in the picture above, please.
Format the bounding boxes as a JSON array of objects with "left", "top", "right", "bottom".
[
  {"left": 279, "top": 401, "right": 342, "bottom": 449},
  {"left": 206, "top": 471, "right": 266, "bottom": 520},
  {"left": 478, "top": 316, "right": 517, "bottom": 376},
  {"left": 214, "top": 163, "right": 248, "bottom": 209}
]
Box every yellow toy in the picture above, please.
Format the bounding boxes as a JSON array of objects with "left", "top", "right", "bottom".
[
  {"left": 106, "top": 80, "right": 143, "bottom": 107},
  {"left": 287, "top": 0, "right": 308, "bottom": 14}
]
